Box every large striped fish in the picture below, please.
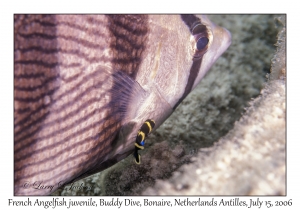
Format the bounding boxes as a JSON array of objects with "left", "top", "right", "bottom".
[{"left": 14, "top": 14, "right": 231, "bottom": 195}]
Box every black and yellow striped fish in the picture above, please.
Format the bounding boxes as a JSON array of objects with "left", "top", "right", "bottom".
[
  {"left": 133, "top": 119, "right": 155, "bottom": 164},
  {"left": 14, "top": 14, "right": 231, "bottom": 195}
]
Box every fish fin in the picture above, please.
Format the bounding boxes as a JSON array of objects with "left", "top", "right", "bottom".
[
  {"left": 66, "top": 67, "right": 148, "bottom": 184},
  {"left": 102, "top": 67, "right": 149, "bottom": 124},
  {"left": 134, "top": 150, "right": 141, "bottom": 164}
]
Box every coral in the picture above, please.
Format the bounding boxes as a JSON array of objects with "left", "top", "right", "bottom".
[
  {"left": 143, "top": 80, "right": 286, "bottom": 195},
  {"left": 269, "top": 16, "right": 286, "bottom": 80}
]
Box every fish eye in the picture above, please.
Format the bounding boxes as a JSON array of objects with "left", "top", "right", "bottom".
[
  {"left": 196, "top": 37, "right": 209, "bottom": 51},
  {"left": 191, "top": 22, "right": 210, "bottom": 60}
]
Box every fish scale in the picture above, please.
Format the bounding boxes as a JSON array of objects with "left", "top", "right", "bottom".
[{"left": 14, "top": 14, "right": 231, "bottom": 195}]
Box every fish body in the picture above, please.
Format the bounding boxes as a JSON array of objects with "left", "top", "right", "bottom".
[{"left": 14, "top": 14, "right": 231, "bottom": 195}]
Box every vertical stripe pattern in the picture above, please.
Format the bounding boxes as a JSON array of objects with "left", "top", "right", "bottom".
[
  {"left": 173, "top": 15, "right": 207, "bottom": 110},
  {"left": 14, "top": 15, "right": 149, "bottom": 195}
]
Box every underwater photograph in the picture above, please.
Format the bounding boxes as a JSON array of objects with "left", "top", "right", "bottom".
[{"left": 14, "top": 14, "right": 286, "bottom": 196}]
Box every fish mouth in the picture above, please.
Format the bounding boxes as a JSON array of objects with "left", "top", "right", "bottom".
[{"left": 211, "top": 25, "right": 232, "bottom": 60}]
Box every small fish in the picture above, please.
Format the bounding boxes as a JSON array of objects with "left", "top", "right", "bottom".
[
  {"left": 133, "top": 119, "right": 155, "bottom": 164},
  {"left": 14, "top": 14, "right": 231, "bottom": 195}
]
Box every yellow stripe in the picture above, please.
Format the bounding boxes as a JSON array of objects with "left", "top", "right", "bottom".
[
  {"left": 135, "top": 154, "right": 141, "bottom": 164},
  {"left": 145, "top": 121, "right": 152, "bottom": 133},
  {"left": 138, "top": 131, "right": 145, "bottom": 141},
  {"left": 135, "top": 143, "right": 144, "bottom": 150}
]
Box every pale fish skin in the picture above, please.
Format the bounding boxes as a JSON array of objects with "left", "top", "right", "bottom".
[{"left": 14, "top": 15, "right": 231, "bottom": 195}]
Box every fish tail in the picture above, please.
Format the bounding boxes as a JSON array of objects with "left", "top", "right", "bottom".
[{"left": 133, "top": 150, "right": 141, "bottom": 164}]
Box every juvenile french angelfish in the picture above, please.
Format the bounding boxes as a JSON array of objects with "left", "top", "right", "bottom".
[
  {"left": 133, "top": 119, "right": 155, "bottom": 164},
  {"left": 14, "top": 14, "right": 231, "bottom": 195}
]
